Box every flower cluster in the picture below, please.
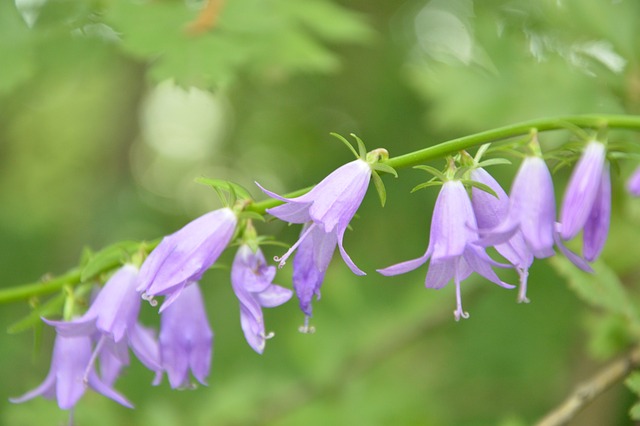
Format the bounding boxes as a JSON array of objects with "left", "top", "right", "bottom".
[{"left": 12, "top": 133, "right": 634, "bottom": 416}]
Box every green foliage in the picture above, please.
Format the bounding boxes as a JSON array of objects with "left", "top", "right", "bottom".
[{"left": 626, "top": 372, "right": 640, "bottom": 420}]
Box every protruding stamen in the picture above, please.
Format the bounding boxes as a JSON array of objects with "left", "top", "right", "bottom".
[
  {"left": 273, "top": 223, "right": 316, "bottom": 269},
  {"left": 453, "top": 277, "right": 469, "bottom": 321},
  {"left": 263, "top": 331, "right": 275, "bottom": 340},
  {"left": 141, "top": 292, "right": 158, "bottom": 307},
  {"left": 83, "top": 335, "right": 106, "bottom": 384},
  {"left": 517, "top": 267, "right": 530, "bottom": 303},
  {"left": 298, "top": 316, "right": 316, "bottom": 334}
]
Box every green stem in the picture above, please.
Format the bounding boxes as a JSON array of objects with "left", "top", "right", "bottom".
[
  {"left": 384, "top": 114, "right": 640, "bottom": 169},
  {"left": 0, "top": 269, "right": 81, "bottom": 304},
  {"left": 4, "top": 114, "right": 640, "bottom": 303},
  {"left": 248, "top": 114, "right": 640, "bottom": 214}
]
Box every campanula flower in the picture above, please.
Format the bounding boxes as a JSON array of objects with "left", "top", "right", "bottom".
[
  {"left": 470, "top": 168, "right": 534, "bottom": 302},
  {"left": 136, "top": 207, "right": 237, "bottom": 311},
  {"left": 256, "top": 158, "right": 371, "bottom": 275},
  {"left": 559, "top": 141, "right": 611, "bottom": 261},
  {"left": 10, "top": 333, "right": 133, "bottom": 411},
  {"left": 627, "top": 166, "right": 640, "bottom": 196},
  {"left": 378, "top": 180, "right": 514, "bottom": 320},
  {"left": 479, "top": 156, "right": 556, "bottom": 259},
  {"left": 292, "top": 223, "right": 337, "bottom": 321},
  {"left": 231, "top": 244, "right": 293, "bottom": 353},
  {"left": 153, "top": 283, "right": 213, "bottom": 389},
  {"left": 45, "top": 265, "right": 161, "bottom": 376}
]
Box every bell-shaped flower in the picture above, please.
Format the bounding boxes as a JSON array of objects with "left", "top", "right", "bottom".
[
  {"left": 470, "top": 168, "right": 534, "bottom": 302},
  {"left": 627, "top": 166, "right": 640, "bottom": 196},
  {"left": 136, "top": 207, "right": 237, "bottom": 311},
  {"left": 10, "top": 333, "right": 133, "bottom": 410},
  {"left": 231, "top": 244, "right": 293, "bottom": 353},
  {"left": 559, "top": 141, "right": 611, "bottom": 261},
  {"left": 45, "top": 265, "right": 161, "bottom": 377},
  {"left": 479, "top": 156, "right": 557, "bottom": 259},
  {"left": 378, "top": 180, "right": 514, "bottom": 320},
  {"left": 256, "top": 158, "right": 371, "bottom": 275},
  {"left": 153, "top": 282, "right": 213, "bottom": 389},
  {"left": 292, "top": 223, "right": 337, "bottom": 323}
]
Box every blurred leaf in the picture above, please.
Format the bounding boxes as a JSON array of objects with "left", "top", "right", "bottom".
[
  {"left": 550, "top": 257, "right": 639, "bottom": 321},
  {"left": 80, "top": 241, "right": 140, "bottom": 282},
  {"left": 630, "top": 403, "right": 640, "bottom": 421},
  {"left": 371, "top": 171, "right": 386, "bottom": 207},
  {"left": 626, "top": 372, "right": 640, "bottom": 394},
  {"left": 7, "top": 293, "right": 65, "bottom": 334},
  {"left": 0, "top": 2, "right": 36, "bottom": 95},
  {"left": 585, "top": 313, "right": 636, "bottom": 359}
]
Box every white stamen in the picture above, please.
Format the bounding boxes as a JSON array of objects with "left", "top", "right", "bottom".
[
  {"left": 83, "top": 335, "right": 106, "bottom": 384},
  {"left": 517, "top": 267, "right": 530, "bottom": 303},
  {"left": 298, "top": 316, "right": 316, "bottom": 334},
  {"left": 141, "top": 292, "right": 158, "bottom": 307},
  {"left": 274, "top": 223, "right": 316, "bottom": 268}
]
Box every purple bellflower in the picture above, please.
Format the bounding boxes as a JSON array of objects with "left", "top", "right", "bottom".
[
  {"left": 479, "top": 156, "right": 557, "bottom": 259},
  {"left": 45, "top": 265, "right": 161, "bottom": 380},
  {"left": 256, "top": 158, "right": 371, "bottom": 276},
  {"left": 10, "top": 333, "right": 133, "bottom": 411},
  {"left": 153, "top": 282, "right": 213, "bottom": 389},
  {"left": 136, "top": 207, "right": 237, "bottom": 311},
  {"left": 470, "top": 168, "right": 534, "bottom": 303},
  {"left": 560, "top": 141, "right": 611, "bottom": 261},
  {"left": 292, "top": 223, "right": 337, "bottom": 324},
  {"left": 378, "top": 180, "right": 514, "bottom": 320},
  {"left": 231, "top": 244, "right": 293, "bottom": 353},
  {"left": 628, "top": 166, "right": 640, "bottom": 196}
]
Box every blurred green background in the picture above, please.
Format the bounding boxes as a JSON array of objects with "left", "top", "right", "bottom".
[{"left": 2, "top": 0, "right": 640, "bottom": 425}]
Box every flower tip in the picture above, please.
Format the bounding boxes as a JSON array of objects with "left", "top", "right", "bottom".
[{"left": 454, "top": 310, "right": 470, "bottom": 321}]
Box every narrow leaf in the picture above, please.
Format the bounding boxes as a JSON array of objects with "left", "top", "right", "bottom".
[
  {"left": 372, "top": 171, "right": 386, "bottom": 206},
  {"left": 80, "top": 241, "right": 140, "bottom": 282},
  {"left": 372, "top": 163, "right": 398, "bottom": 177},
  {"left": 477, "top": 158, "right": 512, "bottom": 168},
  {"left": 413, "top": 165, "right": 446, "bottom": 181},
  {"left": 7, "top": 292, "right": 66, "bottom": 334},
  {"left": 350, "top": 133, "right": 367, "bottom": 159},
  {"left": 330, "top": 132, "right": 359, "bottom": 159},
  {"left": 195, "top": 178, "right": 253, "bottom": 200},
  {"left": 411, "top": 181, "right": 444, "bottom": 193},
  {"left": 461, "top": 180, "right": 498, "bottom": 198}
]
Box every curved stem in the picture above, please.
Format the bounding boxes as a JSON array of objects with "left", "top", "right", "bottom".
[
  {"left": 3, "top": 114, "right": 640, "bottom": 303},
  {"left": 536, "top": 345, "right": 640, "bottom": 426},
  {"left": 248, "top": 114, "right": 640, "bottom": 215}
]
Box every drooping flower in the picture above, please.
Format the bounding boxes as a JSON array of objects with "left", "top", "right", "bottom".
[
  {"left": 256, "top": 158, "right": 371, "bottom": 275},
  {"left": 136, "top": 207, "right": 237, "bottom": 311},
  {"left": 10, "top": 333, "right": 133, "bottom": 410},
  {"left": 231, "top": 244, "right": 293, "bottom": 353},
  {"left": 153, "top": 282, "right": 213, "bottom": 389},
  {"left": 479, "top": 156, "right": 557, "bottom": 259},
  {"left": 470, "top": 167, "right": 534, "bottom": 302},
  {"left": 45, "top": 265, "right": 161, "bottom": 377},
  {"left": 292, "top": 223, "right": 337, "bottom": 321},
  {"left": 559, "top": 141, "right": 611, "bottom": 261},
  {"left": 627, "top": 166, "right": 640, "bottom": 196},
  {"left": 378, "top": 180, "right": 514, "bottom": 320}
]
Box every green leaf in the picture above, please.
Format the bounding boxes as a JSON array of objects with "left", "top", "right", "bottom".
[
  {"left": 411, "top": 181, "right": 444, "bottom": 193},
  {"left": 371, "top": 163, "right": 398, "bottom": 177},
  {"left": 195, "top": 178, "right": 253, "bottom": 200},
  {"left": 549, "top": 257, "right": 640, "bottom": 322},
  {"left": 371, "top": 171, "right": 386, "bottom": 207},
  {"left": 413, "top": 165, "right": 446, "bottom": 181},
  {"left": 461, "top": 180, "right": 498, "bottom": 198},
  {"left": 80, "top": 241, "right": 140, "bottom": 282},
  {"left": 330, "top": 132, "right": 359, "bottom": 158},
  {"left": 477, "top": 158, "right": 512, "bottom": 168},
  {"left": 350, "top": 133, "right": 367, "bottom": 159},
  {"left": 630, "top": 402, "right": 640, "bottom": 421},
  {"left": 7, "top": 292, "right": 66, "bottom": 334},
  {"left": 625, "top": 372, "right": 640, "bottom": 394}
]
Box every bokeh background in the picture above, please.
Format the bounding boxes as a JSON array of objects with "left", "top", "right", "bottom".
[{"left": 2, "top": 0, "right": 640, "bottom": 425}]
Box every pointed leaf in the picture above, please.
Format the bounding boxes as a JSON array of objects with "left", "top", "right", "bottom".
[
  {"left": 461, "top": 180, "right": 498, "bottom": 198},
  {"left": 330, "top": 132, "right": 359, "bottom": 159},
  {"left": 549, "top": 257, "right": 640, "bottom": 321},
  {"left": 411, "top": 181, "right": 444, "bottom": 193},
  {"left": 80, "top": 241, "right": 140, "bottom": 282},
  {"left": 195, "top": 178, "right": 253, "bottom": 200},
  {"left": 477, "top": 158, "right": 512, "bottom": 168},
  {"left": 626, "top": 372, "right": 640, "bottom": 394},
  {"left": 371, "top": 171, "right": 386, "bottom": 207},
  {"left": 7, "top": 292, "right": 66, "bottom": 334},
  {"left": 350, "top": 133, "right": 367, "bottom": 159},
  {"left": 372, "top": 163, "right": 398, "bottom": 177},
  {"left": 413, "top": 165, "right": 446, "bottom": 181}
]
